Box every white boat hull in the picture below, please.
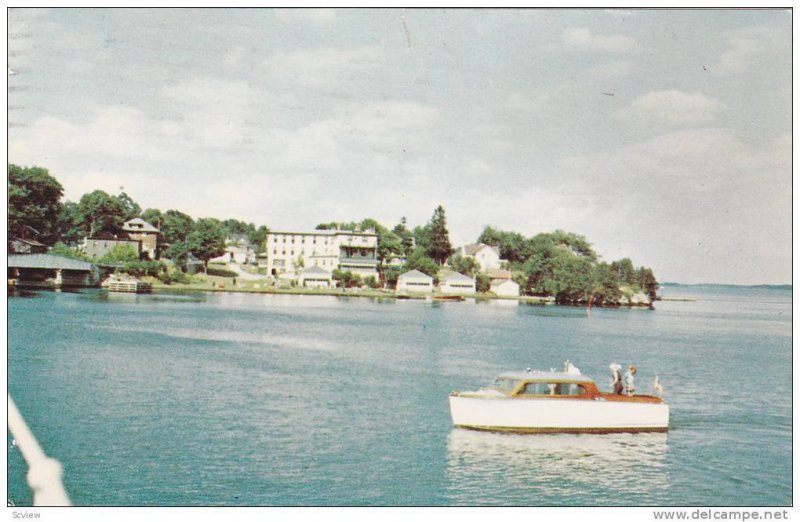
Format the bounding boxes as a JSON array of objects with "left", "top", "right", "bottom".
[{"left": 449, "top": 395, "right": 669, "bottom": 433}]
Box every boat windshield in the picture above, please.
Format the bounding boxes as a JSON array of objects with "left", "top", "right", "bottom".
[{"left": 484, "top": 378, "right": 521, "bottom": 394}]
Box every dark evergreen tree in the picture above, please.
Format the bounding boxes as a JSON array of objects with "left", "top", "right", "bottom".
[{"left": 425, "top": 205, "right": 453, "bottom": 266}]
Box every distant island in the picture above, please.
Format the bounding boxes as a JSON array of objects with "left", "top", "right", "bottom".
[{"left": 661, "top": 282, "right": 791, "bottom": 290}]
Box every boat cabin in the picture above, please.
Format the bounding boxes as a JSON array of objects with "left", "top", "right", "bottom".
[{"left": 483, "top": 371, "right": 663, "bottom": 403}]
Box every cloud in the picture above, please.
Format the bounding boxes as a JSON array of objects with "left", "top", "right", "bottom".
[
  {"left": 714, "top": 25, "right": 786, "bottom": 76},
  {"left": 503, "top": 92, "right": 549, "bottom": 113},
  {"left": 619, "top": 90, "right": 726, "bottom": 126},
  {"left": 561, "top": 27, "right": 637, "bottom": 53},
  {"left": 274, "top": 8, "right": 336, "bottom": 27},
  {"left": 261, "top": 46, "right": 384, "bottom": 88},
  {"left": 552, "top": 127, "right": 791, "bottom": 283}
]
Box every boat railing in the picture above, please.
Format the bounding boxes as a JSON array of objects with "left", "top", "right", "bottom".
[{"left": 7, "top": 394, "right": 71, "bottom": 506}]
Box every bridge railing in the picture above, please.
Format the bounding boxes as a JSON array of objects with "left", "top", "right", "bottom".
[{"left": 7, "top": 394, "right": 71, "bottom": 506}]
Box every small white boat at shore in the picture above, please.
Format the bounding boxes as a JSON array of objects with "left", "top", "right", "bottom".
[{"left": 449, "top": 363, "right": 669, "bottom": 434}]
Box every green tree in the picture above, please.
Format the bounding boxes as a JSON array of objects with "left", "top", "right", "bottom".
[
  {"left": 392, "top": 217, "right": 415, "bottom": 257},
  {"left": 140, "top": 208, "right": 164, "bottom": 228},
  {"left": 478, "top": 226, "right": 533, "bottom": 264},
  {"left": 187, "top": 218, "right": 227, "bottom": 272},
  {"left": 611, "top": 258, "right": 637, "bottom": 287},
  {"left": 403, "top": 249, "right": 440, "bottom": 281},
  {"left": 332, "top": 269, "right": 361, "bottom": 288},
  {"left": 114, "top": 192, "right": 142, "bottom": 221},
  {"left": 77, "top": 190, "right": 127, "bottom": 237},
  {"left": 55, "top": 201, "right": 85, "bottom": 245},
  {"left": 160, "top": 210, "right": 194, "bottom": 246},
  {"left": 49, "top": 242, "right": 92, "bottom": 261},
  {"left": 100, "top": 244, "right": 141, "bottom": 265},
  {"left": 412, "top": 225, "right": 430, "bottom": 255},
  {"left": 476, "top": 273, "right": 492, "bottom": 293},
  {"left": 591, "top": 262, "right": 623, "bottom": 305},
  {"left": 636, "top": 266, "right": 659, "bottom": 300},
  {"left": 424, "top": 205, "right": 453, "bottom": 265},
  {"left": 250, "top": 225, "right": 269, "bottom": 248},
  {"left": 448, "top": 254, "right": 480, "bottom": 277},
  {"left": 360, "top": 218, "right": 403, "bottom": 269},
  {"left": 8, "top": 164, "right": 64, "bottom": 243}
]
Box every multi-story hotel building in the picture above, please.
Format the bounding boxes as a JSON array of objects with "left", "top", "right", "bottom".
[{"left": 265, "top": 227, "right": 379, "bottom": 279}]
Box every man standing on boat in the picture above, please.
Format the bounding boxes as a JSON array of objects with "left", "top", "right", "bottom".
[
  {"left": 624, "top": 365, "right": 637, "bottom": 396},
  {"left": 609, "top": 363, "right": 623, "bottom": 394}
]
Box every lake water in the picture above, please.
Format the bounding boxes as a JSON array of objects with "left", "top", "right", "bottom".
[{"left": 7, "top": 285, "right": 792, "bottom": 506}]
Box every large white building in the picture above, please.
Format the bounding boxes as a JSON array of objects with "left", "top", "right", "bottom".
[{"left": 265, "top": 228, "right": 379, "bottom": 279}]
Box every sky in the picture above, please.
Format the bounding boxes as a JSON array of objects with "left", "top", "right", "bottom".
[{"left": 7, "top": 8, "right": 792, "bottom": 285}]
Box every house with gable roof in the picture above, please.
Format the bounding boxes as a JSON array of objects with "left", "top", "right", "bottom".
[
  {"left": 458, "top": 243, "right": 506, "bottom": 272},
  {"left": 298, "top": 265, "right": 333, "bottom": 288},
  {"left": 438, "top": 271, "right": 476, "bottom": 295},
  {"left": 396, "top": 269, "right": 434, "bottom": 294},
  {"left": 123, "top": 218, "right": 160, "bottom": 260}
]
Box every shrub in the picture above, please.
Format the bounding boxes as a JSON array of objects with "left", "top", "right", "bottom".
[{"left": 206, "top": 266, "right": 237, "bottom": 278}]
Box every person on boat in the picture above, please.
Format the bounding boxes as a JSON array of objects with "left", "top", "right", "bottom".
[
  {"left": 624, "top": 365, "right": 637, "bottom": 396},
  {"left": 609, "top": 363, "right": 623, "bottom": 394}
]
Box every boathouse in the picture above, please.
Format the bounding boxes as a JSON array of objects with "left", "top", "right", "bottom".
[
  {"left": 8, "top": 254, "right": 99, "bottom": 288},
  {"left": 396, "top": 269, "right": 434, "bottom": 294}
]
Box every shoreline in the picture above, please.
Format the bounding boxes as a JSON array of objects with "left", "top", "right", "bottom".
[{"left": 147, "top": 280, "right": 557, "bottom": 304}]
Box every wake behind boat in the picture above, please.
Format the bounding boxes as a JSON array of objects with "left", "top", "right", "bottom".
[{"left": 449, "top": 362, "right": 669, "bottom": 434}]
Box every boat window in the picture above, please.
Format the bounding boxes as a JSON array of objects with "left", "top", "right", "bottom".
[
  {"left": 521, "top": 382, "right": 585, "bottom": 396},
  {"left": 485, "top": 378, "right": 521, "bottom": 394}
]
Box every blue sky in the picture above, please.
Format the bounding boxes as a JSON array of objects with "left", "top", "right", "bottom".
[{"left": 7, "top": 8, "right": 792, "bottom": 284}]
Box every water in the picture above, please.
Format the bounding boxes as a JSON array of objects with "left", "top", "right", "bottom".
[{"left": 7, "top": 285, "right": 792, "bottom": 506}]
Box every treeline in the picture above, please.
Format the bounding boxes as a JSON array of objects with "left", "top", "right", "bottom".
[
  {"left": 477, "top": 226, "right": 659, "bottom": 304},
  {"left": 8, "top": 164, "right": 268, "bottom": 272},
  {"left": 10, "top": 164, "right": 658, "bottom": 302}
]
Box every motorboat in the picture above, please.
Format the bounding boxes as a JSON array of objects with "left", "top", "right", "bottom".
[{"left": 449, "top": 362, "right": 669, "bottom": 434}]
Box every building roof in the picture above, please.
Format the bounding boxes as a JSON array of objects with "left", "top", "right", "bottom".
[
  {"left": 462, "top": 243, "right": 499, "bottom": 256},
  {"left": 8, "top": 254, "right": 95, "bottom": 271},
  {"left": 487, "top": 267, "right": 511, "bottom": 279},
  {"left": 442, "top": 271, "right": 475, "bottom": 283},
  {"left": 269, "top": 229, "right": 378, "bottom": 238},
  {"left": 491, "top": 278, "right": 518, "bottom": 287},
  {"left": 123, "top": 218, "right": 160, "bottom": 233},
  {"left": 498, "top": 370, "right": 594, "bottom": 383},
  {"left": 398, "top": 269, "right": 433, "bottom": 281},
  {"left": 300, "top": 265, "right": 332, "bottom": 277},
  {"left": 12, "top": 237, "right": 47, "bottom": 247}
]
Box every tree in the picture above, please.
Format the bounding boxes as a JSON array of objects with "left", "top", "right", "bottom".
[
  {"left": 250, "top": 225, "right": 269, "bottom": 248},
  {"left": 160, "top": 210, "right": 194, "bottom": 246},
  {"left": 100, "top": 244, "right": 141, "bottom": 265},
  {"left": 114, "top": 192, "right": 142, "bottom": 221},
  {"left": 478, "top": 226, "right": 534, "bottom": 264},
  {"left": 476, "top": 273, "right": 492, "bottom": 293},
  {"left": 76, "top": 190, "right": 127, "bottom": 237},
  {"left": 55, "top": 201, "right": 85, "bottom": 246},
  {"left": 611, "top": 258, "right": 637, "bottom": 287},
  {"left": 49, "top": 242, "right": 92, "bottom": 261},
  {"left": 403, "top": 249, "right": 439, "bottom": 280},
  {"left": 187, "top": 218, "right": 227, "bottom": 272},
  {"left": 591, "top": 262, "right": 623, "bottom": 305},
  {"left": 360, "top": 218, "right": 403, "bottom": 269},
  {"left": 140, "top": 208, "right": 164, "bottom": 229},
  {"left": 425, "top": 205, "right": 453, "bottom": 265},
  {"left": 8, "top": 164, "right": 64, "bottom": 243},
  {"left": 392, "top": 217, "right": 415, "bottom": 257},
  {"left": 448, "top": 254, "right": 480, "bottom": 277},
  {"left": 636, "top": 266, "right": 659, "bottom": 300}
]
